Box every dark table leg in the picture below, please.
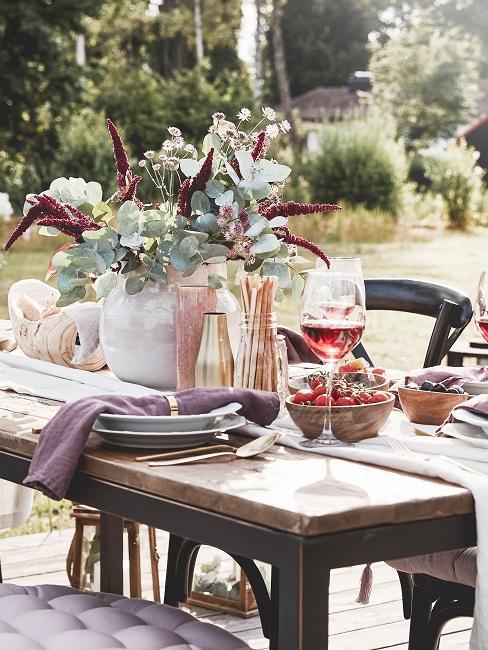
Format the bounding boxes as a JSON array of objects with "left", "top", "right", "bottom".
[
  {"left": 271, "top": 544, "right": 330, "bottom": 650},
  {"left": 100, "top": 511, "right": 124, "bottom": 594}
]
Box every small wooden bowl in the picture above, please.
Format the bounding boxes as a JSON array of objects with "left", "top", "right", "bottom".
[
  {"left": 397, "top": 387, "right": 469, "bottom": 426},
  {"left": 285, "top": 394, "right": 395, "bottom": 443},
  {"left": 288, "top": 371, "right": 389, "bottom": 395}
]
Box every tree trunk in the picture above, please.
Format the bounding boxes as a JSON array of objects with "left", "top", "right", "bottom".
[
  {"left": 194, "top": 0, "right": 204, "bottom": 62},
  {"left": 271, "top": 0, "right": 298, "bottom": 149},
  {"left": 254, "top": 0, "right": 263, "bottom": 104}
]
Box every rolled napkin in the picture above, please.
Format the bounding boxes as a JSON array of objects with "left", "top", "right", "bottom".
[
  {"left": 277, "top": 326, "right": 322, "bottom": 364},
  {"left": 405, "top": 365, "right": 488, "bottom": 389},
  {"left": 24, "top": 388, "right": 280, "bottom": 500}
]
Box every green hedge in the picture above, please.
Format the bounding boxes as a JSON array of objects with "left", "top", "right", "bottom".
[{"left": 307, "top": 120, "right": 408, "bottom": 215}]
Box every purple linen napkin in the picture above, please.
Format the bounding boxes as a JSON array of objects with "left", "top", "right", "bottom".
[
  {"left": 24, "top": 388, "right": 280, "bottom": 500},
  {"left": 277, "top": 326, "right": 322, "bottom": 364},
  {"left": 405, "top": 365, "right": 488, "bottom": 389}
]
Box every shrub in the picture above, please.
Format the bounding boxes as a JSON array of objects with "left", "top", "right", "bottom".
[
  {"left": 424, "top": 140, "right": 484, "bottom": 229},
  {"left": 51, "top": 109, "right": 117, "bottom": 200},
  {"left": 307, "top": 119, "right": 408, "bottom": 215}
]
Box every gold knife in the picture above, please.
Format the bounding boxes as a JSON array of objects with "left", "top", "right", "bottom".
[
  {"left": 148, "top": 451, "right": 236, "bottom": 466},
  {"left": 135, "top": 443, "right": 236, "bottom": 462}
]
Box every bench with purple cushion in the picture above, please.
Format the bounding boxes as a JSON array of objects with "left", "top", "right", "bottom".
[{"left": 0, "top": 584, "right": 250, "bottom": 650}]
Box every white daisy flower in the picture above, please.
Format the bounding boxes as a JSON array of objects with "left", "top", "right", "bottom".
[
  {"left": 262, "top": 106, "right": 276, "bottom": 120},
  {"left": 144, "top": 150, "right": 155, "bottom": 159},
  {"left": 152, "top": 163, "right": 161, "bottom": 171},
  {"left": 168, "top": 126, "right": 181, "bottom": 137},
  {"left": 279, "top": 120, "right": 291, "bottom": 133},
  {"left": 236, "top": 107, "right": 251, "bottom": 121},
  {"left": 138, "top": 160, "right": 147, "bottom": 167},
  {"left": 162, "top": 139, "right": 174, "bottom": 151},
  {"left": 266, "top": 123, "right": 279, "bottom": 139}
]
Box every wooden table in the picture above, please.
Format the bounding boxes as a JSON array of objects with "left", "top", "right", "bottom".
[{"left": 0, "top": 391, "right": 477, "bottom": 650}]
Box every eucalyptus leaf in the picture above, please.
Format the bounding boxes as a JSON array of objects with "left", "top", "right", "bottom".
[
  {"left": 194, "top": 212, "right": 218, "bottom": 234},
  {"left": 239, "top": 179, "right": 270, "bottom": 201},
  {"left": 244, "top": 258, "right": 263, "bottom": 273},
  {"left": 92, "top": 202, "right": 113, "bottom": 224},
  {"left": 202, "top": 133, "right": 221, "bottom": 154},
  {"left": 85, "top": 182, "right": 103, "bottom": 205},
  {"left": 190, "top": 191, "right": 211, "bottom": 215},
  {"left": 214, "top": 190, "right": 234, "bottom": 207},
  {"left": 51, "top": 251, "right": 71, "bottom": 270},
  {"left": 94, "top": 270, "right": 117, "bottom": 300},
  {"left": 225, "top": 160, "right": 241, "bottom": 185},
  {"left": 125, "top": 276, "right": 146, "bottom": 295},
  {"left": 254, "top": 159, "right": 291, "bottom": 182},
  {"left": 180, "top": 235, "right": 200, "bottom": 258},
  {"left": 121, "top": 255, "right": 140, "bottom": 274},
  {"left": 245, "top": 218, "right": 268, "bottom": 238},
  {"left": 205, "top": 179, "right": 225, "bottom": 199},
  {"left": 199, "top": 243, "right": 230, "bottom": 261},
  {"left": 180, "top": 158, "right": 201, "bottom": 177},
  {"left": 207, "top": 273, "right": 224, "bottom": 289},
  {"left": 56, "top": 286, "right": 86, "bottom": 307},
  {"left": 250, "top": 233, "right": 280, "bottom": 255},
  {"left": 262, "top": 261, "right": 291, "bottom": 288},
  {"left": 268, "top": 216, "right": 288, "bottom": 228},
  {"left": 291, "top": 272, "right": 305, "bottom": 299},
  {"left": 120, "top": 233, "right": 146, "bottom": 248},
  {"left": 235, "top": 151, "right": 254, "bottom": 180}
]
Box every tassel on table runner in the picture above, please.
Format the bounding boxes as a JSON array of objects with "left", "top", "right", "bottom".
[{"left": 356, "top": 563, "right": 373, "bottom": 605}]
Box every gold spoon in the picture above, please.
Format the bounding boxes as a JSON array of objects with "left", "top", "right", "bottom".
[{"left": 146, "top": 431, "right": 280, "bottom": 467}]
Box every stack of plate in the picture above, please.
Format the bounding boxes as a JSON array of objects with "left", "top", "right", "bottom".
[
  {"left": 464, "top": 381, "right": 488, "bottom": 396},
  {"left": 93, "top": 402, "right": 245, "bottom": 449},
  {"left": 444, "top": 410, "right": 488, "bottom": 448}
]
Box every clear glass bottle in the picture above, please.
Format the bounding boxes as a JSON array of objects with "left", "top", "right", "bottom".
[{"left": 234, "top": 313, "right": 282, "bottom": 392}]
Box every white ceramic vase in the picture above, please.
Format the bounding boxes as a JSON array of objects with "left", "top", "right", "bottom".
[{"left": 99, "top": 264, "right": 241, "bottom": 390}]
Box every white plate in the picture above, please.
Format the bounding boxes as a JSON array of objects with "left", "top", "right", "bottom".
[
  {"left": 443, "top": 422, "right": 488, "bottom": 449},
  {"left": 98, "top": 402, "right": 242, "bottom": 433},
  {"left": 464, "top": 381, "right": 488, "bottom": 396},
  {"left": 93, "top": 415, "right": 246, "bottom": 449},
  {"left": 453, "top": 409, "right": 488, "bottom": 435}
]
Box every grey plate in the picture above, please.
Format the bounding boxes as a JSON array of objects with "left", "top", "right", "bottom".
[
  {"left": 93, "top": 415, "right": 246, "bottom": 449},
  {"left": 97, "top": 402, "right": 242, "bottom": 433},
  {"left": 454, "top": 409, "right": 488, "bottom": 435},
  {"left": 443, "top": 422, "right": 488, "bottom": 449},
  {"left": 464, "top": 381, "right": 488, "bottom": 396}
]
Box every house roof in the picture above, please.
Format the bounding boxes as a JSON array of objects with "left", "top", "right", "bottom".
[{"left": 277, "top": 86, "right": 367, "bottom": 122}]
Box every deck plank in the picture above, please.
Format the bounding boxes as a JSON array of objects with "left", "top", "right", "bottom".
[{"left": 0, "top": 528, "right": 471, "bottom": 649}]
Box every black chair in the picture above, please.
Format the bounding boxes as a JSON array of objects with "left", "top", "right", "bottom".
[
  {"left": 355, "top": 278, "right": 473, "bottom": 368},
  {"left": 164, "top": 278, "right": 473, "bottom": 647}
]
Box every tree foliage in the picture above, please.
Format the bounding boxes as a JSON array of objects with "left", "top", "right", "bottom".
[
  {"left": 265, "top": 0, "right": 389, "bottom": 100},
  {"left": 0, "top": 0, "right": 101, "bottom": 158},
  {"left": 370, "top": 15, "right": 481, "bottom": 146}
]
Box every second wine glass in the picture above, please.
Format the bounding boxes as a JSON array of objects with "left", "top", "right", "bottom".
[{"left": 300, "top": 266, "right": 366, "bottom": 447}]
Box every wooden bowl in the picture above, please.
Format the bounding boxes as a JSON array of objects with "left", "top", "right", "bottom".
[
  {"left": 285, "top": 394, "right": 395, "bottom": 443},
  {"left": 397, "top": 387, "right": 469, "bottom": 426},
  {"left": 288, "top": 371, "right": 389, "bottom": 395}
]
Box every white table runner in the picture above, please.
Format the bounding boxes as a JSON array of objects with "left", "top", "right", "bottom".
[{"left": 243, "top": 412, "right": 488, "bottom": 650}]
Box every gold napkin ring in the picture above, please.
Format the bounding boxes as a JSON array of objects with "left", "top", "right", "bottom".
[{"left": 165, "top": 394, "right": 179, "bottom": 416}]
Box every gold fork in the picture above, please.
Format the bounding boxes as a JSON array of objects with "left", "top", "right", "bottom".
[{"left": 387, "top": 437, "right": 486, "bottom": 478}]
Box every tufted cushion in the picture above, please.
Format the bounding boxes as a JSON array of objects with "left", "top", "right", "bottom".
[
  {"left": 0, "top": 584, "right": 250, "bottom": 650},
  {"left": 387, "top": 546, "right": 477, "bottom": 587}
]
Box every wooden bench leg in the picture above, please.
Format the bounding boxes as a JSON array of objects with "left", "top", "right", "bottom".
[{"left": 67, "top": 518, "right": 84, "bottom": 589}]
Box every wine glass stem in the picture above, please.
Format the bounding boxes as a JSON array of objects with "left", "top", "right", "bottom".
[{"left": 321, "top": 360, "right": 338, "bottom": 437}]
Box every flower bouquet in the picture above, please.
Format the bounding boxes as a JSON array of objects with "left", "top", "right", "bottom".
[
  {"left": 4, "top": 107, "right": 341, "bottom": 388},
  {"left": 5, "top": 107, "right": 340, "bottom": 306}
]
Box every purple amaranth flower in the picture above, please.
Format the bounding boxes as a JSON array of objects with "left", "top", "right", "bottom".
[
  {"left": 259, "top": 200, "right": 342, "bottom": 219},
  {"left": 107, "top": 118, "right": 130, "bottom": 184},
  {"left": 275, "top": 227, "right": 330, "bottom": 267},
  {"left": 176, "top": 178, "right": 191, "bottom": 219},
  {"left": 239, "top": 209, "right": 250, "bottom": 230},
  {"left": 189, "top": 149, "right": 214, "bottom": 194},
  {"left": 4, "top": 194, "right": 100, "bottom": 251},
  {"left": 251, "top": 131, "right": 267, "bottom": 161}
]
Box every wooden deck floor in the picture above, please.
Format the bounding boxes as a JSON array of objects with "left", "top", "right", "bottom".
[{"left": 0, "top": 528, "right": 473, "bottom": 649}]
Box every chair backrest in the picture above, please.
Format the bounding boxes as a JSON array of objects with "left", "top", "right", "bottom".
[{"left": 354, "top": 278, "right": 473, "bottom": 368}]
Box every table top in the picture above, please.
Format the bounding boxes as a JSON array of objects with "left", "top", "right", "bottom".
[{"left": 0, "top": 390, "right": 474, "bottom": 537}]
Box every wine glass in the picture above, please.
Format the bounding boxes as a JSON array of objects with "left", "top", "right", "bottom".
[
  {"left": 300, "top": 267, "right": 366, "bottom": 447},
  {"left": 475, "top": 271, "right": 488, "bottom": 343}
]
